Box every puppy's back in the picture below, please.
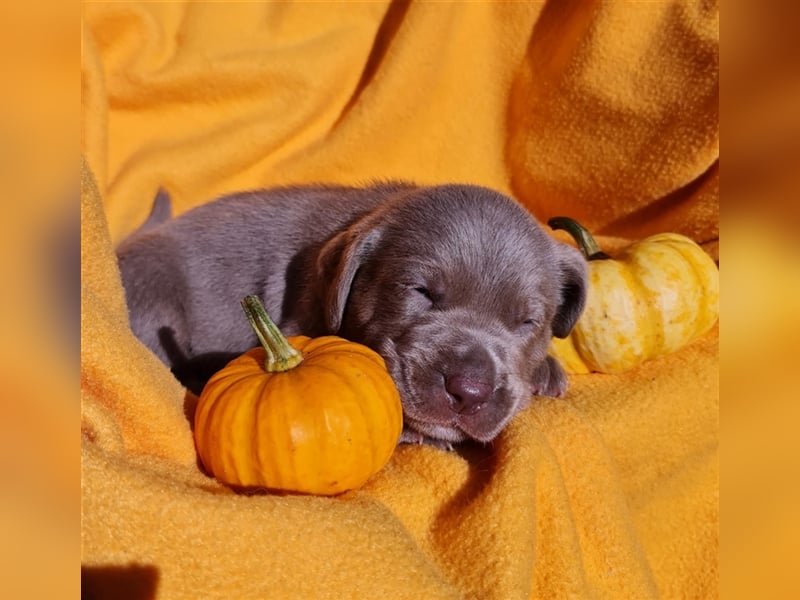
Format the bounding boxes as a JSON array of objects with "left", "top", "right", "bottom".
[{"left": 116, "top": 183, "right": 413, "bottom": 365}]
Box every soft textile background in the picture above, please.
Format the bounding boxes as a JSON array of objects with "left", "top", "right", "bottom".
[{"left": 81, "top": 2, "right": 718, "bottom": 599}]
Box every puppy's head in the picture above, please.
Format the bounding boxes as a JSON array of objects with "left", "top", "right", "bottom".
[{"left": 317, "top": 184, "right": 586, "bottom": 445}]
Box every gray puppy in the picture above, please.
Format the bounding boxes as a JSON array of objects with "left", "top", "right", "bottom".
[{"left": 116, "top": 183, "right": 587, "bottom": 447}]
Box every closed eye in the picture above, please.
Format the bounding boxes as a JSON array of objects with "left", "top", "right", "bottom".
[
  {"left": 407, "top": 284, "right": 439, "bottom": 311},
  {"left": 413, "top": 286, "right": 433, "bottom": 301},
  {"left": 517, "top": 317, "right": 543, "bottom": 335}
]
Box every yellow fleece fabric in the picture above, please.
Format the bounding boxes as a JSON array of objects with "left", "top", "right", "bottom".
[{"left": 81, "top": 3, "right": 719, "bottom": 599}]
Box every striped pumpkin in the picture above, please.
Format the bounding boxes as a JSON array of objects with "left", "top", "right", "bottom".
[{"left": 548, "top": 218, "right": 719, "bottom": 374}]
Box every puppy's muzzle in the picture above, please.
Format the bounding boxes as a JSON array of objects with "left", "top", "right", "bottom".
[
  {"left": 390, "top": 319, "right": 527, "bottom": 443},
  {"left": 444, "top": 373, "right": 492, "bottom": 416}
]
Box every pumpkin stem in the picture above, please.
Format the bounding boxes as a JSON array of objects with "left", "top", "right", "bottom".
[
  {"left": 241, "top": 295, "right": 303, "bottom": 372},
  {"left": 548, "top": 216, "right": 610, "bottom": 261}
]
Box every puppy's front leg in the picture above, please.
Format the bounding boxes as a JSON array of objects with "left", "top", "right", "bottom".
[{"left": 531, "top": 355, "right": 570, "bottom": 398}]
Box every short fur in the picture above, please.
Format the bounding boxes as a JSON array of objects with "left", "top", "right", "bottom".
[{"left": 116, "top": 183, "right": 587, "bottom": 447}]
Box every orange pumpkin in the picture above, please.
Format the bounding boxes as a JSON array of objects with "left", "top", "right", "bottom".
[{"left": 193, "top": 295, "right": 403, "bottom": 495}]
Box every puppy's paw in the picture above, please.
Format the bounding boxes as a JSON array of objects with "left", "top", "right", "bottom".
[
  {"left": 399, "top": 428, "right": 454, "bottom": 451},
  {"left": 531, "top": 355, "right": 569, "bottom": 398}
]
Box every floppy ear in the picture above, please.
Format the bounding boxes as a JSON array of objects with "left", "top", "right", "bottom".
[
  {"left": 551, "top": 244, "right": 588, "bottom": 338},
  {"left": 316, "top": 220, "right": 383, "bottom": 334}
]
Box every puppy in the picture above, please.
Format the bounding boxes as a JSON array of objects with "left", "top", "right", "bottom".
[{"left": 116, "top": 183, "right": 587, "bottom": 447}]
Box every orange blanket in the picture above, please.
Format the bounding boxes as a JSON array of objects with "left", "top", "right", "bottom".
[{"left": 81, "top": 3, "right": 718, "bottom": 598}]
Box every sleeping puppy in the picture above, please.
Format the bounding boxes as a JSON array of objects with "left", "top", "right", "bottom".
[{"left": 116, "top": 183, "right": 587, "bottom": 447}]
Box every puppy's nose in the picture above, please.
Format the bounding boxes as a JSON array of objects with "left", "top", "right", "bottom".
[{"left": 445, "top": 374, "right": 492, "bottom": 415}]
